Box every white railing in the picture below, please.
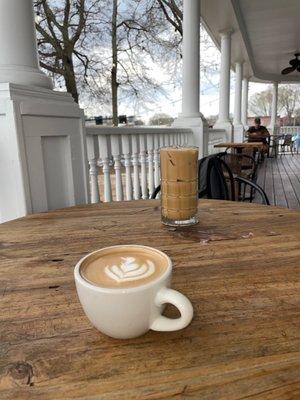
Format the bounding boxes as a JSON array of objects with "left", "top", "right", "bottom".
[
  {"left": 280, "top": 126, "right": 300, "bottom": 135},
  {"left": 203, "top": 128, "right": 228, "bottom": 156},
  {"left": 86, "top": 126, "right": 193, "bottom": 203}
]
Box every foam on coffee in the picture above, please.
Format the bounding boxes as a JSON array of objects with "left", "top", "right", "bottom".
[{"left": 80, "top": 246, "right": 169, "bottom": 288}]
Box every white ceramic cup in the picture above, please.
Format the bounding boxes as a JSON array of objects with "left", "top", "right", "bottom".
[{"left": 74, "top": 245, "right": 194, "bottom": 339}]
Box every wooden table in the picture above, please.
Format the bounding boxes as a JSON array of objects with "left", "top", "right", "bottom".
[
  {"left": 0, "top": 200, "right": 299, "bottom": 399},
  {"left": 214, "top": 142, "right": 264, "bottom": 154}
]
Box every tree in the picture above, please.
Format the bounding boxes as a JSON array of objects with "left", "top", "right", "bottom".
[
  {"left": 293, "top": 108, "right": 300, "bottom": 125},
  {"left": 278, "top": 85, "right": 300, "bottom": 125},
  {"left": 249, "top": 84, "right": 300, "bottom": 124},
  {"left": 34, "top": 0, "right": 100, "bottom": 103},
  {"left": 33, "top": 0, "right": 217, "bottom": 123},
  {"left": 149, "top": 113, "right": 174, "bottom": 125},
  {"left": 155, "top": 0, "right": 182, "bottom": 35},
  {"left": 111, "top": 0, "right": 118, "bottom": 125},
  {"left": 85, "top": 0, "right": 166, "bottom": 125},
  {"left": 249, "top": 89, "right": 273, "bottom": 116}
]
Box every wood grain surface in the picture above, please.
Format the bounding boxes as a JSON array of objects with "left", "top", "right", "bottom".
[{"left": 0, "top": 200, "right": 299, "bottom": 400}]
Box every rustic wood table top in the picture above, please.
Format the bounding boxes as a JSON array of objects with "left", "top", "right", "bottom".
[
  {"left": 0, "top": 200, "right": 299, "bottom": 400},
  {"left": 214, "top": 142, "right": 264, "bottom": 149}
]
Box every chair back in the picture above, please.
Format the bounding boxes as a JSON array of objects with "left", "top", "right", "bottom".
[
  {"left": 283, "top": 134, "right": 293, "bottom": 145},
  {"left": 198, "top": 153, "right": 235, "bottom": 201},
  {"left": 219, "top": 152, "right": 257, "bottom": 178}
]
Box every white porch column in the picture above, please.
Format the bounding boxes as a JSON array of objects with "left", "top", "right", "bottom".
[
  {"left": 173, "top": 0, "right": 204, "bottom": 156},
  {"left": 241, "top": 77, "right": 249, "bottom": 128},
  {"left": 181, "top": 0, "right": 201, "bottom": 117},
  {"left": 233, "top": 62, "right": 244, "bottom": 141},
  {"left": 214, "top": 30, "right": 233, "bottom": 140},
  {"left": 0, "top": 0, "right": 89, "bottom": 222},
  {"left": 268, "top": 82, "right": 278, "bottom": 134},
  {"left": 0, "top": 0, "right": 52, "bottom": 88}
]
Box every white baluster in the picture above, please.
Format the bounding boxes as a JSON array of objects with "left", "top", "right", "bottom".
[
  {"left": 139, "top": 134, "right": 148, "bottom": 199},
  {"left": 89, "top": 158, "right": 100, "bottom": 203},
  {"left": 178, "top": 133, "right": 182, "bottom": 145},
  {"left": 132, "top": 134, "right": 141, "bottom": 200},
  {"left": 111, "top": 135, "right": 123, "bottom": 201},
  {"left": 184, "top": 132, "right": 188, "bottom": 145},
  {"left": 159, "top": 133, "right": 164, "bottom": 149},
  {"left": 98, "top": 134, "right": 112, "bottom": 202},
  {"left": 178, "top": 132, "right": 183, "bottom": 146},
  {"left": 154, "top": 135, "right": 160, "bottom": 191},
  {"left": 187, "top": 132, "right": 190, "bottom": 145},
  {"left": 165, "top": 134, "right": 170, "bottom": 147},
  {"left": 86, "top": 135, "right": 100, "bottom": 203},
  {"left": 147, "top": 133, "right": 155, "bottom": 197},
  {"left": 170, "top": 133, "right": 174, "bottom": 145},
  {"left": 121, "top": 134, "right": 133, "bottom": 201},
  {"left": 103, "top": 158, "right": 112, "bottom": 202},
  {"left": 172, "top": 133, "right": 176, "bottom": 145},
  {"left": 174, "top": 133, "right": 178, "bottom": 145}
]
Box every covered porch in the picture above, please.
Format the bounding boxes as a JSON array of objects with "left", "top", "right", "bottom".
[
  {"left": 0, "top": 1, "right": 300, "bottom": 399},
  {"left": 0, "top": 1, "right": 300, "bottom": 221}
]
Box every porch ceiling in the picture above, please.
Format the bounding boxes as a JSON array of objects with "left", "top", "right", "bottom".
[{"left": 201, "top": 0, "right": 300, "bottom": 83}]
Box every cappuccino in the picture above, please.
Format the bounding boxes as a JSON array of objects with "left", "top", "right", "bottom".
[{"left": 80, "top": 245, "right": 168, "bottom": 288}]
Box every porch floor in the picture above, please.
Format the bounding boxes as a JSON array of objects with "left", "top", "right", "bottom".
[{"left": 255, "top": 154, "right": 300, "bottom": 210}]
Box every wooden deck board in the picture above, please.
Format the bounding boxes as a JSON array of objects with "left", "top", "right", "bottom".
[
  {"left": 272, "top": 158, "right": 288, "bottom": 208},
  {"left": 255, "top": 155, "right": 300, "bottom": 210}
]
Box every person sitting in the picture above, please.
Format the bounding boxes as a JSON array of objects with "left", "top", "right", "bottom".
[{"left": 246, "top": 117, "right": 270, "bottom": 155}]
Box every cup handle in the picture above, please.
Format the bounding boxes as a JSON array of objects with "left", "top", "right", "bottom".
[{"left": 150, "top": 287, "right": 193, "bottom": 332}]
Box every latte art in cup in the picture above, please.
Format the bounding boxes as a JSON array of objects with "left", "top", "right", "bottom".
[
  {"left": 80, "top": 246, "right": 168, "bottom": 288},
  {"left": 105, "top": 257, "right": 155, "bottom": 283}
]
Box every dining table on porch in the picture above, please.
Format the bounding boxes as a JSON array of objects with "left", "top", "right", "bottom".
[
  {"left": 0, "top": 199, "right": 299, "bottom": 399},
  {"left": 214, "top": 142, "right": 264, "bottom": 153}
]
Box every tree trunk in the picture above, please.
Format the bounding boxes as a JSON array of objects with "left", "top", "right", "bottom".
[
  {"left": 63, "top": 54, "right": 79, "bottom": 103},
  {"left": 111, "top": 0, "right": 118, "bottom": 126}
]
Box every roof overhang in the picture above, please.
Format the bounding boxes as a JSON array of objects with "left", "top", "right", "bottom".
[{"left": 201, "top": 0, "right": 300, "bottom": 83}]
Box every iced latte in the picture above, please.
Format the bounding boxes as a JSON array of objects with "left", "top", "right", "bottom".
[{"left": 160, "top": 146, "right": 199, "bottom": 226}]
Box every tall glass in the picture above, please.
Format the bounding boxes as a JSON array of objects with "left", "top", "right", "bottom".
[{"left": 160, "top": 146, "right": 199, "bottom": 226}]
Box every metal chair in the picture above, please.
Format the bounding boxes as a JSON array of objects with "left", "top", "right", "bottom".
[
  {"left": 280, "top": 134, "right": 294, "bottom": 156},
  {"left": 218, "top": 153, "right": 258, "bottom": 202}
]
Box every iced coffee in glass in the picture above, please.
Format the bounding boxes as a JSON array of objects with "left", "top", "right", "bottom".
[{"left": 160, "top": 146, "right": 199, "bottom": 226}]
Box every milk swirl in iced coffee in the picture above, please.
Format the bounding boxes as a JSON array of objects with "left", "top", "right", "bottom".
[{"left": 160, "top": 146, "right": 198, "bottom": 226}]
